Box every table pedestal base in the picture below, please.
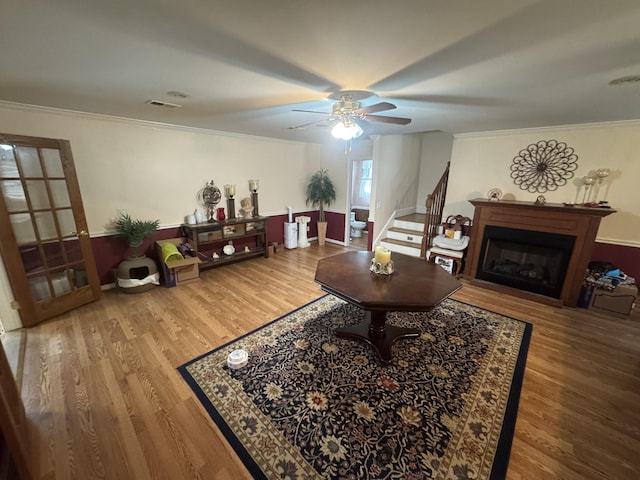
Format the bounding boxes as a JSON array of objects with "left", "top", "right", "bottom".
[{"left": 334, "top": 310, "right": 419, "bottom": 365}]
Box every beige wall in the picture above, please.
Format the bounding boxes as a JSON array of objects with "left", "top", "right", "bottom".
[
  {"left": 446, "top": 121, "right": 640, "bottom": 245},
  {"left": 2, "top": 102, "right": 637, "bottom": 331},
  {"left": 2, "top": 103, "right": 636, "bottom": 243},
  {"left": 370, "top": 134, "right": 423, "bottom": 242},
  {"left": 416, "top": 131, "right": 453, "bottom": 214},
  {"left": 0, "top": 102, "right": 371, "bottom": 329},
  {"left": 0, "top": 103, "right": 319, "bottom": 234}
]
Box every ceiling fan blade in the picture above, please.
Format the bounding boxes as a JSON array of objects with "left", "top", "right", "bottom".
[
  {"left": 364, "top": 114, "right": 412, "bottom": 125},
  {"left": 355, "top": 102, "right": 396, "bottom": 115},
  {"left": 288, "top": 118, "right": 330, "bottom": 130},
  {"left": 292, "top": 109, "right": 330, "bottom": 115}
]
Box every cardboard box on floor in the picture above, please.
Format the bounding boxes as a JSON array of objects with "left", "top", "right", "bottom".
[
  {"left": 588, "top": 284, "right": 637, "bottom": 319},
  {"left": 155, "top": 238, "right": 201, "bottom": 287}
]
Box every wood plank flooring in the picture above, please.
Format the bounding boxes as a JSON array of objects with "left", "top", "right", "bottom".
[{"left": 20, "top": 243, "right": 640, "bottom": 479}]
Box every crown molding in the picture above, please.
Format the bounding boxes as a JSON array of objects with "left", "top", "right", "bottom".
[
  {"left": 453, "top": 118, "right": 640, "bottom": 140},
  {"left": 0, "top": 100, "right": 307, "bottom": 146}
]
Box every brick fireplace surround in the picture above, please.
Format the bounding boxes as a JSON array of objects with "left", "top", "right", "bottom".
[{"left": 465, "top": 199, "right": 615, "bottom": 307}]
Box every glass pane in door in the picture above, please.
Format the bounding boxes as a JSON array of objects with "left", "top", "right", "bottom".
[
  {"left": 49, "top": 180, "right": 71, "bottom": 208},
  {"left": 34, "top": 211, "right": 58, "bottom": 242},
  {"left": 41, "top": 148, "right": 64, "bottom": 177},
  {"left": 9, "top": 213, "right": 36, "bottom": 244},
  {"left": 64, "top": 239, "right": 87, "bottom": 288},
  {"left": 0, "top": 145, "right": 19, "bottom": 177},
  {"left": 16, "top": 147, "right": 42, "bottom": 177},
  {"left": 25, "top": 180, "right": 51, "bottom": 210},
  {"left": 0, "top": 180, "right": 27, "bottom": 212},
  {"left": 20, "top": 245, "right": 43, "bottom": 273},
  {"left": 64, "top": 239, "right": 83, "bottom": 264},
  {"left": 41, "top": 240, "right": 66, "bottom": 270},
  {"left": 56, "top": 209, "right": 77, "bottom": 238}
]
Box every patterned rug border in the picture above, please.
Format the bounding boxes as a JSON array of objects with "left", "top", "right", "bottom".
[
  {"left": 450, "top": 300, "right": 532, "bottom": 480},
  {"left": 178, "top": 295, "right": 532, "bottom": 480}
]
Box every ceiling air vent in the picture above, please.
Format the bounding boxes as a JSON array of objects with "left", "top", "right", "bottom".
[{"left": 145, "top": 99, "right": 182, "bottom": 109}]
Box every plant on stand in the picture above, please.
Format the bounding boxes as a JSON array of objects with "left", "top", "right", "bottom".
[
  {"left": 305, "top": 169, "right": 336, "bottom": 246},
  {"left": 114, "top": 213, "right": 160, "bottom": 293}
]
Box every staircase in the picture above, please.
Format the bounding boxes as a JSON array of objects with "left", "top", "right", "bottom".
[
  {"left": 380, "top": 214, "right": 426, "bottom": 258},
  {"left": 378, "top": 162, "right": 450, "bottom": 259}
]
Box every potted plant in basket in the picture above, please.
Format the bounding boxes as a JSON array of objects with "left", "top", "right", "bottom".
[
  {"left": 115, "top": 213, "right": 160, "bottom": 256},
  {"left": 305, "top": 169, "right": 336, "bottom": 246},
  {"left": 114, "top": 213, "right": 160, "bottom": 293}
]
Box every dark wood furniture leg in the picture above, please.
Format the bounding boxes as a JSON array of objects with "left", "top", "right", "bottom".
[{"left": 334, "top": 310, "right": 420, "bottom": 365}]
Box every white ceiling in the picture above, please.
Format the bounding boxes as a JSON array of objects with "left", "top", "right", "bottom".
[{"left": 2, "top": 0, "right": 640, "bottom": 144}]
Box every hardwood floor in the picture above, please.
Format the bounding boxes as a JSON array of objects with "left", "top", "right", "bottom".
[
  {"left": 347, "top": 232, "right": 368, "bottom": 250},
  {"left": 20, "top": 243, "right": 640, "bottom": 479}
]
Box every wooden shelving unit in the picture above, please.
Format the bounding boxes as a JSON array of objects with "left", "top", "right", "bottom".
[{"left": 182, "top": 217, "right": 269, "bottom": 271}]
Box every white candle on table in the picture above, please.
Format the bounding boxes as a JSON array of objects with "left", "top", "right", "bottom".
[{"left": 375, "top": 246, "right": 391, "bottom": 264}]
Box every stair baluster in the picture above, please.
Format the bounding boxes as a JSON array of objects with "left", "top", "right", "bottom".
[{"left": 420, "top": 162, "right": 450, "bottom": 258}]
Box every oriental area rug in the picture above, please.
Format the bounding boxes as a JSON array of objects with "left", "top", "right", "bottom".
[{"left": 178, "top": 295, "right": 532, "bottom": 480}]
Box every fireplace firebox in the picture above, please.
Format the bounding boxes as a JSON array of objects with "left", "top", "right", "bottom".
[
  {"left": 477, "top": 226, "right": 575, "bottom": 298},
  {"left": 465, "top": 199, "right": 615, "bottom": 306}
]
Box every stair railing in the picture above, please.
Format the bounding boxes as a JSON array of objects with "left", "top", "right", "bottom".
[{"left": 420, "top": 162, "right": 450, "bottom": 258}]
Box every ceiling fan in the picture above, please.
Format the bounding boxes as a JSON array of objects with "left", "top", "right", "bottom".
[{"left": 288, "top": 90, "right": 411, "bottom": 139}]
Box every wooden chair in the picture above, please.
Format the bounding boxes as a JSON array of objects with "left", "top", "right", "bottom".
[{"left": 427, "top": 215, "right": 472, "bottom": 276}]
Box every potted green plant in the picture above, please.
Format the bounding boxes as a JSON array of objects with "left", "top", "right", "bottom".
[
  {"left": 114, "top": 213, "right": 160, "bottom": 256},
  {"left": 114, "top": 213, "right": 160, "bottom": 293},
  {"left": 305, "top": 169, "right": 336, "bottom": 246}
]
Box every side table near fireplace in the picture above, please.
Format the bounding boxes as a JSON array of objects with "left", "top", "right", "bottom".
[{"left": 464, "top": 199, "right": 615, "bottom": 307}]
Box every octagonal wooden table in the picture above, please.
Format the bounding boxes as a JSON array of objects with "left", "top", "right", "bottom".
[{"left": 315, "top": 251, "right": 462, "bottom": 365}]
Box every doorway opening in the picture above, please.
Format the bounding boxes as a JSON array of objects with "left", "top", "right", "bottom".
[{"left": 349, "top": 159, "right": 371, "bottom": 251}]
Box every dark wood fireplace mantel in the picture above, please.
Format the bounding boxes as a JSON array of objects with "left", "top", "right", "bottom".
[{"left": 465, "top": 198, "right": 615, "bottom": 307}]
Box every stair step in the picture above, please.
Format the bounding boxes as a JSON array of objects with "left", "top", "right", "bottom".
[
  {"left": 396, "top": 213, "right": 426, "bottom": 223},
  {"left": 387, "top": 227, "right": 423, "bottom": 245},
  {"left": 394, "top": 218, "right": 424, "bottom": 231},
  {"left": 380, "top": 238, "right": 422, "bottom": 258},
  {"left": 388, "top": 226, "right": 422, "bottom": 235}
]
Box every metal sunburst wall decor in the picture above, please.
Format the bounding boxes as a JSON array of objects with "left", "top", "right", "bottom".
[{"left": 510, "top": 140, "right": 579, "bottom": 193}]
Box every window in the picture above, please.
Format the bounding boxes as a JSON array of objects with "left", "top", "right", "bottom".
[{"left": 352, "top": 159, "right": 372, "bottom": 207}]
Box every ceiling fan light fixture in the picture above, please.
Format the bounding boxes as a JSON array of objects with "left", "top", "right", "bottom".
[{"left": 331, "top": 118, "right": 363, "bottom": 140}]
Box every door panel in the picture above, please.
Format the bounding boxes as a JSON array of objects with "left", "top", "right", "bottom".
[
  {"left": 0, "top": 133, "right": 100, "bottom": 327},
  {"left": 0, "top": 341, "right": 30, "bottom": 480}
]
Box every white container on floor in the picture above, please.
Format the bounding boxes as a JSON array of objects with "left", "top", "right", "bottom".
[{"left": 284, "top": 222, "right": 297, "bottom": 249}]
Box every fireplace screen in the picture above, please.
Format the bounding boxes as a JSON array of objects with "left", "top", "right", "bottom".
[{"left": 477, "top": 226, "right": 576, "bottom": 298}]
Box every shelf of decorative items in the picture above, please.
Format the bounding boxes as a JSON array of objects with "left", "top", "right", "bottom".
[{"left": 182, "top": 216, "right": 269, "bottom": 271}]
